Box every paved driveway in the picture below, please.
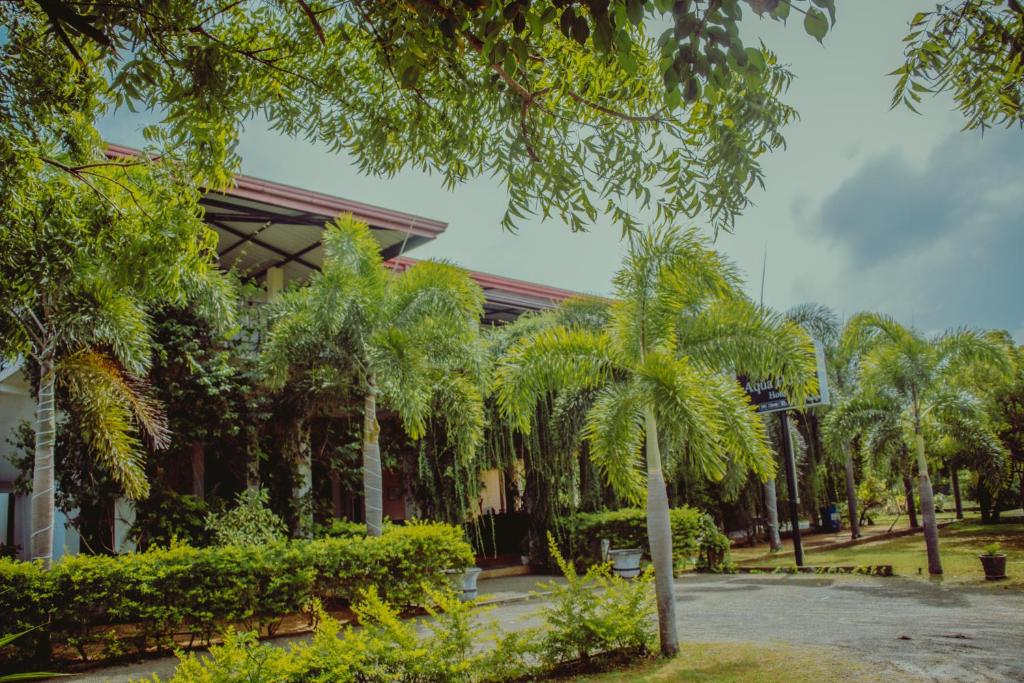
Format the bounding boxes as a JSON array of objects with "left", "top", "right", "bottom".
[
  {"left": 54, "top": 574, "right": 1024, "bottom": 683},
  {"left": 491, "top": 574, "right": 1024, "bottom": 683}
]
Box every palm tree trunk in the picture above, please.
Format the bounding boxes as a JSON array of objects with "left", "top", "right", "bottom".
[
  {"left": 363, "top": 376, "right": 384, "bottom": 537},
  {"left": 30, "top": 357, "right": 57, "bottom": 567},
  {"left": 842, "top": 446, "right": 860, "bottom": 539},
  {"left": 902, "top": 475, "right": 919, "bottom": 529},
  {"left": 643, "top": 406, "right": 678, "bottom": 658},
  {"left": 762, "top": 479, "right": 783, "bottom": 551},
  {"left": 950, "top": 466, "right": 963, "bottom": 520},
  {"left": 915, "top": 432, "right": 943, "bottom": 575}
]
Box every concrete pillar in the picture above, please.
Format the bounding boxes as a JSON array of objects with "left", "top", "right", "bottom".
[{"left": 266, "top": 266, "right": 285, "bottom": 301}]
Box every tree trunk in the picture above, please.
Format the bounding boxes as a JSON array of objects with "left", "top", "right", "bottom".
[
  {"left": 362, "top": 377, "right": 383, "bottom": 537},
  {"left": 763, "top": 479, "right": 783, "bottom": 551},
  {"left": 30, "top": 357, "right": 57, "bottom": 567},
  {"left": 643, "top": 406, "right": 678, "bottom": 658},
  {"left": 190, "top": 441, "right": 205, "bottom": 501},
  {"left": 293, "top": 433, "right": 312, "bottom": 536},
  {"left": 915, "top": 432, "right": 943, "bottom": 575},
  {"left": 902, "top": 475, "right": 919, "bottom": 529},
  {"left": 950, "top": 466, "right": 963, "bottom": 520},
  {"left": 843, "top": 446, "right": 860, "bottom": 540}
]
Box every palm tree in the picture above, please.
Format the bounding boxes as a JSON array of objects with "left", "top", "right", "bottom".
[
  {"left": 261, "top": 215, "right": 488, "bottom": 536},
  {"left": 0, "top": 161, "right": 233, "bottom": 566},
  {"left": 494, "top": 226, "right": 817, "bottom": 656},
  {"left": 833, "top": 314, "right": 1009, "bottom": 575}
]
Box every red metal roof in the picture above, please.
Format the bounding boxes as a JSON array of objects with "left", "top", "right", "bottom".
[
  {"left": 103, "top": 143, "right": 447, "bottom": 239},
  {"left": 386, "top": 256, "right": 579, "bottom": 308}
]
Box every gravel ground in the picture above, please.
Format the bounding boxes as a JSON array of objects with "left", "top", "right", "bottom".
[{"left": 50, "top": 573, "right": 1024, "bottom": 683}]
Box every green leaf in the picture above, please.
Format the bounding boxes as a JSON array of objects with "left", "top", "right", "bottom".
[
  {"left": 626, "top": 0, "right": 645, "bottom": 25},
  {"left": 400, "top": 63, "right": 420, "bottom": 89},
  {"left": 803, "top": 7, "right": 828, "bottom": 43}
]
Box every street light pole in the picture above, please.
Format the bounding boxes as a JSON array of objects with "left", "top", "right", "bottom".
[{"left": 779, "top": 410, "right": 804, "bottom": 567}]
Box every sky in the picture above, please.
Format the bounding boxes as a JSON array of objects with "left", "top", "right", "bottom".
[{"left": 100, "top": 0, "right": 1024, "bottom": 340}]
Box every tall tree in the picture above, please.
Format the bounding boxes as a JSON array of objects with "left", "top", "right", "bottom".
[
  {"left": 261, "top": 215, "right": 488, "bottom": 536},
  {"left": 833, "top": 314, "right": 1009, "bottom": 575},
  {"left": 893, "top": 0, "right": 1024, "bottom": 129},
  {"left": 494, "top": 226, "right": 816, "bottom": 657},
  {"left": 0, "top": 161, "right": 233, "bottom": 566},
  {"left": 1, "top": 0, "right": 835, "bottom": 235}
]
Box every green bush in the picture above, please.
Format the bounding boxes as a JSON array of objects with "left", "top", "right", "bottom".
[
  {"left": 312, "top": 518, "right": 368, "bottom": 539},
  {"left": 565, "top": 506, "right": 731, "bottom": 572},
  {"left": 204, "top": 488, "right": 287, "bottom": 547},
  {"left": 535, "top": 536, "right": 654, "bottom": 668},
  {"left": 0, "top": 523, "right": 472, "bottom": 668},
  {"left": 152, "top": 542, "right": 655, "bottom": 683}
]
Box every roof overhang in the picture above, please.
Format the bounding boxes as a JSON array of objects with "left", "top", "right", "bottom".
[{"left": 105, "top": 143, "right": 447, "bottom": 284}]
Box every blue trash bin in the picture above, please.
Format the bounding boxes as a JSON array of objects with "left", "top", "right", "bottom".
[{"left": 820, "top": 505, "right": 840, "bottom": 532}]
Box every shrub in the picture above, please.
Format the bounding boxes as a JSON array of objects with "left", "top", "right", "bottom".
[
  {"left": 130, "top": 491, "right": 212, "bottom": 549},
  {"left": 312, "top": 518, "right": 368, "bottom": 539},
  {"left": 204, "top": 488, "right": 287, "bottom": 547},
  {"left": 153, "top": 542, "right": 654, "bottom": 682},
  {"left": 535, "top": 536, "right": 654, "bottom": 668},
  {"left": 565, "top": 506, "right": 731, "bottom": 572},
  {"left": 0, "top": 523, "right": 472, "bottom": 669}
]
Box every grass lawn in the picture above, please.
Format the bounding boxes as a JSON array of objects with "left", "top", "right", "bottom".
[
  {"left": 563, "top": 642, "right": 915, "bottom": 682},
  {"left": 739, "top": 517, "right": 1024, "bottom": 589}
]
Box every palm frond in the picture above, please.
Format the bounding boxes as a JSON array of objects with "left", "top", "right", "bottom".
[
  {"left": 677, "top": 298, "right": 818, "bottom": 404},
  {"left": 934, "top": 327, "right": 1011, "bottom": 378},
  {"left": 582, "top": 379, "right": 647, "bottom": 502},
  {"left": 635, "top": 351, "right": 728, "bottom": 481},
  {"left": 59, "top": 349, "right": 166, "bottom": 499},
  {"left": 385, "top": 260, "right": 485, "bottom": 334},
  {"left": 494, "top": 327, "right": 617, "bottom": 433},
  {"left": 785, "top": 302, "right": 840, "bottom": 346},
  {"left": 612, "top": 226, "right": 741, "bottom": 360}
]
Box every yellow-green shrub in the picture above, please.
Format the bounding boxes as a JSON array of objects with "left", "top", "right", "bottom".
[{"left": 0, "top": 522, "right": 472, "bottom": 669}]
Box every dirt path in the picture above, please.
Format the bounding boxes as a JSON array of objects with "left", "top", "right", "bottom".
[{"left": 54, "top": 574, "right": 1024, "bottom": 682}]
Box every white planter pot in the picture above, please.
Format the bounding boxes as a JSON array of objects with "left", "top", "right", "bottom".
[
  {"left": 608, "top": 548, "right": 643, "bottom": 579},
  {"left": 447, "top": 566, "right": 483, "bottom": 601}
]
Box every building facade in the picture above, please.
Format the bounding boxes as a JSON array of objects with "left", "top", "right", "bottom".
[{"left": 0, "top": 147, "right": 579, "bottom": 560}]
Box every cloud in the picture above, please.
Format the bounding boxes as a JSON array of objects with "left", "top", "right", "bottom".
[
  {"left": 814, "top": 131, "right": 1024, "bottom": 267},
  {"left": 806, "top": 130, "right": 1024, "bottom": 338}
]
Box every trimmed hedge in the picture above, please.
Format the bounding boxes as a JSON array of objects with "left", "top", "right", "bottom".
[
  {"left": 565, "top": 506, "right": 731, "bottom": 572},
  {"left": 0, "top": 522, "right": 472, "bottom": 667}
]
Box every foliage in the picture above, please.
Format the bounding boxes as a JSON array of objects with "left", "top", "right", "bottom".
[
  {"left": 1, "top": 1, "right": 834, "bottom": 235},
  {"left": 130, "top": 491, "right": 212, "bottom": 550},
  {"left": 262, "top": 215, "right": 489, "bottom": 534},
  {"left": 150, "top": 537, "right": 654, "bottom": 682},
  {"left": 495, "top": 226, "right": 817, "bottom": 502},
  {"left": 313, "top": 518, "right": 370, "bottom": 539},
  {"left": 566, "top": 507, "right": 731, "bottom": 571},
  {"left": 536, "top": 535, "right": 656, "bottom": 668},
  {"left": 0, "top": 628, "right": 65, "bottom": 681},
  {"left": 204, "top": 488, "right": 287, "bottom": 548},
  {"left": 983, "top": 541, "right": 1002, "bottom": 556},
  {"left": 0, "top": 523, "right": 472, "bottom": 668},
  {"left": 855, "top": 470, "right": 890, "bottom": 524},
  {"left": 893, "top": 1, "right": 1024, "bottom": 130}
]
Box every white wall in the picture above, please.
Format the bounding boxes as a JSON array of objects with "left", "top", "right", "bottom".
[{"left": 0, "top": 362, "right": 80, "bottom": 560}]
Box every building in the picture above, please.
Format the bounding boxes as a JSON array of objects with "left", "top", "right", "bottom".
[{"left": 0, "top": 146, "right": 580, "bottom": 560}]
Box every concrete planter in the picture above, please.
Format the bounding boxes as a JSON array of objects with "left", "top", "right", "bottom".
[
  {"left": 979, "top": 554, "right": 1007, "bottom": 581},
  {"left": 447, "top": 566, "right": 483, "bottom": 600},
  {"left": 608, "top": 548, "right": 643, "bottom": 579}
]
